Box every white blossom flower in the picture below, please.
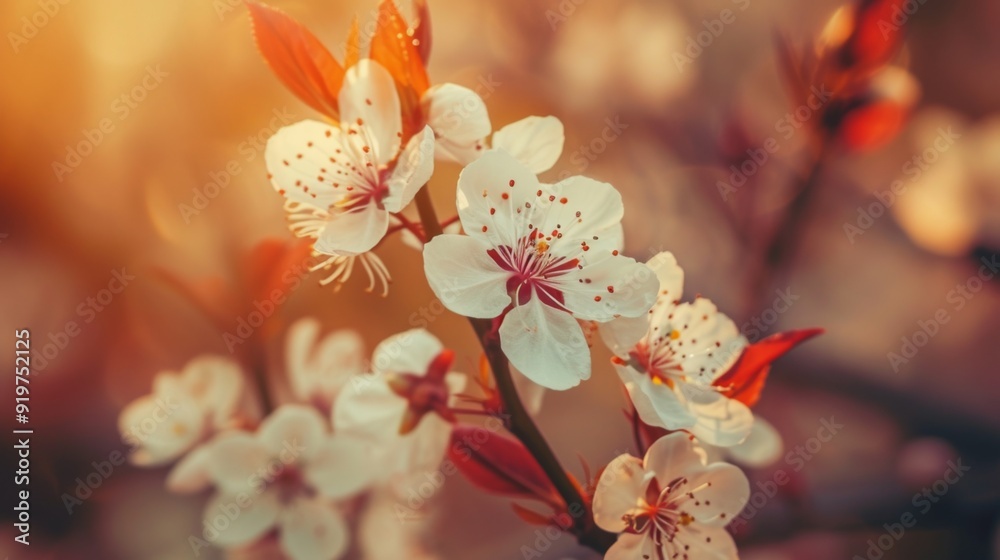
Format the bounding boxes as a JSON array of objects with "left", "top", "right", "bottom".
[
  {"left": 601, "top": 252, "right": 753, "bottom": 447},
  {"left": 422, "top": 149, "right": 658, "bottom": 390},
  {"left": 333, "top": 329, "right": 466, "bottom": 496},
  {"left": 703, "top": 416, "right": 784, "bottom": 469},
  {"left": 421, "top": 86, "right": 565, "bottom": 174},
  {"left": 265, "top": 59, "right": 435, "bottom": 288},
  {"left": 118, "top": 356, "right": 248, "bottom": 467},
  {"left": 593, "top": 432, "right": 749, "bottom": 560},
  {"left": 284, "top": 317, "right": 365, "bottom": 411},
  {"left": 200, "top": 405, "right": 374, "bottom": 560}
]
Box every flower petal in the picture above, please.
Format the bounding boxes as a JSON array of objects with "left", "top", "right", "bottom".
[
  {"left": 206, "top": 433, "right": 271, "bottom": 495},
  {"left": 279, "top": 499, "right": 349, "bottom": 560},
  {"left": 286, "top": 318, "right": 364, "bottom": 407},
  {"left": 305, "top": 435, "right": 378, "bottom": 499},
  {"left": 339, "top": 59, "right": 402, "bottom": 160},
  {"left": 422, "top": 83, "right": 491, "bottom": 164},
  {"left": 678, "top": 464, "right": 750, "bottom": 526},
  {"left": 383, "top": 125, "right": 435, "bottom": 212},
  {"left": 593, "top": 454, "right": 648, "bottom": 532},
  {"left": 423, "top": 234, "right": 512, "bottom": 319},
  {"left": 492, "top": 116, "right": 565, "bottom": 174},
  {"left": 644, "top": 432, "right": 707, "bottom": 483},
  {"left": 672, "top": 525, "right": 739, "bottom": 560},
  {"left": 536, "top": 175, "right": 624, "bottom": 251},
  {"left": 456, "top": 149, "right": 544, "bottom": 248},
  {"left": 616, "top": 364, "right": 696, "bottom": 431},
  {"left": 646, "top": 251, "right": 685, "bottom": 303},
  {"left": 605, "top": 533, "right": 655, "bottom": 560},
  {"left": 371, "top": 328, "right": 443, "bottom": 376},
  {"left": 313, "top": 204, "right": 389, "bottom": 257},
  {"left": 682, "top": 385, "right": 754, "bottom": 448},
  {"left": 264, "top": 120, "right": 366, "bottom": 207},
  {"left": 180, "top": 356, "right": 245, "bottom": 429},
  {"left": 560, "top": 256, "right": 658, "bottom": 322},
  {"left": 652, "top": 298, "right": 746, "bottom": 386},
  {"left": 333, "top": 375, "right": 407, "bottom": 440},
  {"left": 259, "top": 404, "right": 328, "bottom": 461},
  {"left": 166, "top": 443, "right": 213, "bottom": 494},
  {"left": 119, "top": 393, "right": 203, "bottom": 466},
  {"left": 726, "top": 416, "right": 783, "bottom": 468},
  {"left": 203, "top": 490, "right": 281, "bottom": 548},
  {"left": 499, "top": 300, "right": 591, "bottom": 390},
  {"left": 599, "top": 315, "right": 649, "bottom": 357}
]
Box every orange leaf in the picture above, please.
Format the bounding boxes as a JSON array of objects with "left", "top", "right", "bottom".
[
  {"left": 412, "top": 0, "right": 433, "bottom": 63},
  {"left": 843, "top": 0, "right": 907, "bottom": 71},
  {"left": 369, "top": 0, "right": 430, "bottom": 141},
  {"left": 344, "top": 16, "right": 361, "bottom": 69},
  {"left": 837, "top": 100, "right": 908, "bottom": 152},
  {"left": 247, "top": 1, "right": 344, "bottom": 120},
  {"left": 714, "top": 329, "right": 823, "bottom": 407}
]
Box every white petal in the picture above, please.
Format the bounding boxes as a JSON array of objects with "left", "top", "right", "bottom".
[
  {"left": 671, "top": 525, "right": 739, "bottom": 560},
  {"left": 264, "top": 120, "right": 372, "bottom": 207},
  {"left": 333, "top": 375, "right": 407, "bottom": 440},
  {"left": 206, "top": 433, "right": 271, "bottom": 495},
  {"left": 604, "top": 533, "right": 655, "bottom": 560},
  {"left": 384, "top": 125, "right": 435, "bottom": 212},
  {"left": 203, "top": 490, "right": 281, "bottom": 548},
  {"left": 286, "top": 319, "right": 364, "bottom": 407},
  {"left": 592, "top": 454, "right": 648, "bottom": 533},
  {"left": 166, "top": 444, "right": 213, "bottom": 494},
  {"left": 682, "top": 386, "right": 754, "bottom": 448},
  {"left": 492, "top": 116, "right": 565, "bottom": 174},
  {"left": 646, "top": 251, "right": 685, "bottom": 303},
  {"left": 499, "top": 300, "right": 591, "bottom": 390},
  {"left": 422, "top": 234, "right": 512, "bottom": 318},
  {"left": 535, "top": 175, "right": 624, "bottom": 252},
  {"left": 678, "top": 463, "right": 750, "bottom": 526},
  {"left": 305, "top": 435, "right": 379, "bottom": 499},
  {"left": 383, "top": 414, "right": 453, "bottom": 497},
  {"left": 422, "top": 83, "right": 492, "bottom": 164},
  {"left": 560, "top": 256, "right": 658, "bottom": 322},
  {"left": 119, "top": 393, "right": 203, "bottom": 466},
  {"left": 370, "top": 328, "right": 443, "bottom": 376},
  {"left": 279, "top": 499, "right": 349, "bottom": 560},
  {"left": 512, "top": 366, "right": 546, "bottom": 415},
  {"left": 259, "top": 405, "right": 328, "bottom": 461},
  {"left": 644, "top": 432, "right": 707, "bottom": 483},
  {"left": 650, "top": 298, "right": 746, "bottom": 386},
  {"left": 616, "top": 364, "right": 696, "bottom": 431},
  {"left": 313, "top": 204, "right": 389, "bottom": 257},
  {"left": 599, "top": 315, "right": 649, "bottom": 357},
  {"left": 179, "top": 356, "right": 245, "bottom": 424},
  {"left": 726, "top": 416, "right": 783, "bottom": 468},
  {"left": 339, "top": 59, "right": 402, "bottom": 160},
  {"left": 455, "top": 149, "right": 544, "bottom": 247}
]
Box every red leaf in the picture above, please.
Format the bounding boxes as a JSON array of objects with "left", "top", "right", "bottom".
[
  {"left": 843, "top": 0, "right": 907, "bottom": 71},
  {"left": 448, "top": 426, "right": 561, "bottom": 507},
  {"left": 511, "top": 503, "right": 555, "bottom": 527},
  {"left": 837, "top": 100, "right": 908, "bottom": 152},
  {"left": 247, "top": 2, "right": 344, "bottom": 119},
  {"left": 369, "top": 0, "right": 430, "bottom": 142},
  {"left": 714, "top": 329, "right": 823, "bottom": 407},
  {"left": 343, "top": 16, "right": 361, "bottom": 69},
  {"left": 412, "top": 0, "right": 433, "bottom": 64}
]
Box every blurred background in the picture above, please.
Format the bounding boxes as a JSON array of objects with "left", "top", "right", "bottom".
[{"left": 2, "top": 0, "right": 1000, "bottom": 558}]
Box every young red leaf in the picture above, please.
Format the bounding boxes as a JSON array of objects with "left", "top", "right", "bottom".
[
  {"left": 247, "top": 2, "right": 344, "bottom": 119},
  {"left": 412, "top": 0, "right": 433, "bottom": 63},
  {"left": 714, "top": 328, "right": 823, "bottom": 407},
  {"left": 448, "top": 426, "right": 561, "bottom": 507}
]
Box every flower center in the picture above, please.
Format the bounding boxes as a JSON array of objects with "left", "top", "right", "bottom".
[{"left": 487, "top": 233, "right": 579, "bottom": 308}]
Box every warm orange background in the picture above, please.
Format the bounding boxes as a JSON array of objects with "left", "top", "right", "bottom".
[{"left": 2, "top": 0, "right": 1000, "bottom": 558}]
